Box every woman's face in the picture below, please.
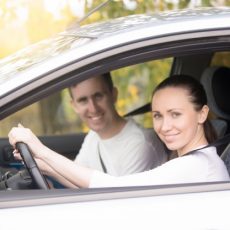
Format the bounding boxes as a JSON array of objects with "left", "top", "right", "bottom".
[{"left": 152, "top": 86, "right": 208, "bottom": 156}]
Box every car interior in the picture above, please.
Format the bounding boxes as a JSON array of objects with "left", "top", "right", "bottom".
[
  {"left": 0, "top": 50, "right": 230, "bottom": 190},
  {"left": 201, "top": 66, "right": 230, "bottom": 133},
  {"left": 200, "top": 65, "right": 230, "bottom": 175}
]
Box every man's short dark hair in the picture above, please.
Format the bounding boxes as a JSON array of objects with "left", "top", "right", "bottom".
[
  {"left": 101, "top": 72, "right": 113, "bottom": 91},
  {"left": 69, "top": 72, "right": 113, "bottom": 98}
]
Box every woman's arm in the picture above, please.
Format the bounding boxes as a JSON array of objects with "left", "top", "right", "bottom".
[{"left": 36, "top": 158, "right": 79, "bottom": 188}]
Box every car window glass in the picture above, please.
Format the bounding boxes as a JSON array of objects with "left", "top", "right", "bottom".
[{"left": 0, "top": 58, "right": 172, "bottom": 137}]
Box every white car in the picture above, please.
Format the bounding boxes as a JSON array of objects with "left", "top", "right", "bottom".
[{"left": 0, "top": 6, "right": 230, "bottom": 230}]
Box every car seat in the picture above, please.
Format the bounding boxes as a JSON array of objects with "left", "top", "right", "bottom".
[
  {"left": 201, "top": 66, "right": 230, "bottom": 174},
  {"left": 201, "top": 66, "right": 230, "bottom": 137}
]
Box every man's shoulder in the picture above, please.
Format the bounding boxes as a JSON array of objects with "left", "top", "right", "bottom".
[
  {"left": 125, "top": 118, "right": 143, "bottom": 131},
  {"left": 82, "top": 130, "right": 100, "bottom": 143},
  {"left": 123, "top": 119, "right": 156, "bottom": 144},
  {"left": 125, "top": 118, "right": 155, "bottom": 136},
  {"left": 129, "top": 123, "right": 167, "bottom": 158}
]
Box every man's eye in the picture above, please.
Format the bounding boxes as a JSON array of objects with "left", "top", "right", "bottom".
[
  {"left": 78, "top": 98, "right": 87, "bottom": 104},
  {"left": 95, "top": 93, "right": 103, "bottom": 100}
]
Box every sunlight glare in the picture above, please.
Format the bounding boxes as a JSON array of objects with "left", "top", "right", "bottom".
[
  {"left": 15, "top": 6, "right": 28, "bottom": 22},
  {"left": 43, "top": 0, "right": 66, "bottom": 20},
  {"left": 68, "top": 0, "right": 85, "bottom": 18}
]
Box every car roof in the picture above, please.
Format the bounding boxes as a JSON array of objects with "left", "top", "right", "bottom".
[{"left": 0, "top": 7, "right": 230, "bottom": 99}]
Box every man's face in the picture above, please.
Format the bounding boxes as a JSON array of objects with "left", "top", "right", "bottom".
[{"left": 70, "top": 76, "right": 118, "bottom": 136}]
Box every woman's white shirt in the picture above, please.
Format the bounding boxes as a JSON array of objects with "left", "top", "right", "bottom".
[{"left": 89, "top": 146, "right": 230, "bottom": 188}]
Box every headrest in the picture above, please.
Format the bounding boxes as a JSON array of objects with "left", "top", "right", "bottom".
[{"left": 201, "top": 66, "right": 230, "bottom": 120}]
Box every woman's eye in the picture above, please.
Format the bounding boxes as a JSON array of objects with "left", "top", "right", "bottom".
[
  {"left": 172, "top": 112, "right": 180, "bottom": 118},
  {"left": 153, "top": 113, "right": 161, "bottom": 119}
]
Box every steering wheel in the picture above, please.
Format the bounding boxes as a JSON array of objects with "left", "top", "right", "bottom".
[{"left": 16, "top": 142, "right": 49, "bottom": 189}]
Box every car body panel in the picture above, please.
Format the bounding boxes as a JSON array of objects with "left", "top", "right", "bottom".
[{"left": 1, "top": 183, "right": 230, "bottom": 229}]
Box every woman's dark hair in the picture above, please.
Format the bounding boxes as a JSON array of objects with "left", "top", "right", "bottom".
[{"left": 152, "top": 74, "right": 217, "bottom": 143}]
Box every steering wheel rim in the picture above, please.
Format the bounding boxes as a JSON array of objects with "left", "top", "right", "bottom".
[{"left": 16, "top": 142, "right": 49, "bottom": 189}]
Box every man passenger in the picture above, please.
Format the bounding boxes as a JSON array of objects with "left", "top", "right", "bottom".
[{"left": 70, "top": 73, "right": 167, "bottom": 176}]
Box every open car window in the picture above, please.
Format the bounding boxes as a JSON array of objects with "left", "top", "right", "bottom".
[
  {"left": 0, "top": 58, "right": 172, "bottom": 137},
  {"left": 1, "top": 50, "right": 230, "bottom": 138}
]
